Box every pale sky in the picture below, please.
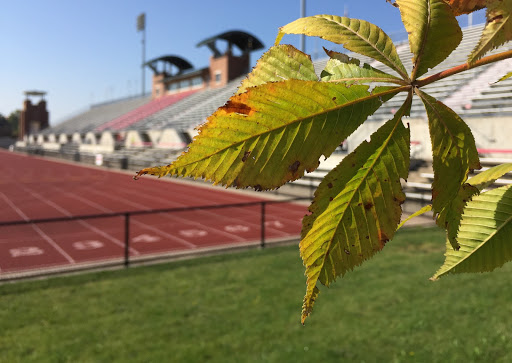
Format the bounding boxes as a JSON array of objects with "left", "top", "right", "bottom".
[{"left": 0, "top": 0, "right": 485, "bottom": 124}]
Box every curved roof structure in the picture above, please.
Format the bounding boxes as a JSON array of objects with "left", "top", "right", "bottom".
[
  {"left": 144, "top": 55, "right": 194, "bottom": 75},
  {"left": 197, "top": 30, "right": 264, "bottom": 57}
]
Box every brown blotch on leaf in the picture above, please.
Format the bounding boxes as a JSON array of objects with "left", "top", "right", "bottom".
[
  {"left": 386, "top": 0, "right": 399, "bottom": 8},
  {"left": 378, "top": 231, "right": 390, "bottom": 247},
  {"left": 222, "top": 100, "right": 254, "bottom": 116},
  {"left": 364, "top": 202, "right": 373, "bottom": 210},
  {"left": 242, "top": 151, "right": 251, "bottom": 162},
  {"left": 133, "top": 170, "right": 148, "bottom": 180},
  {"left": 289, "top": 160, "right": 301, "bottom": 173},
  {"left": 329, "top": 197, "right": 333, "bottom": 201},
  {"left": 327, "top": 182, "right": 333, "bottom": 189},
  {"left": 490, "top": 15, "right": 504, "bottom": 23},
  {"left": 393, "top": 197, "right": 405, "bottom": 205},
  {"left": 332, "top": 96, "right": 337, "bottom": 101}
]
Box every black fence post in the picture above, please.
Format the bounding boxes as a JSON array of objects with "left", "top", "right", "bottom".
[
  {"left": 124, "top": 213, "right": 130, "bottom": 267},
  {"left": 260, "top": 202, "right": 266, "bottom": 248}
]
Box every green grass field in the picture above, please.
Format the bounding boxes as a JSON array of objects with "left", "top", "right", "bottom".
[{"left": 1, "top": 227, "right": 511, "bottom": 362}]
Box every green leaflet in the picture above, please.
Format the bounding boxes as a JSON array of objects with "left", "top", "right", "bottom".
[
  {"left": 493, "top": 71, "right": 512, "bottom": 83},
  {"left": 469, "top": 0, "right": 512, "bottom": 63},
  {"left": 276, "top": 15, "right": 409, "bottom": 80},
  {"left": 396, "top": 204, "right": 433, "bottom": 231},
  {"left": 468, "top": 163, "right": 512, "bottom": 191},
  {"left": 417, "top": 90, "right": 480, "bottom": 216},
  {"left": 300, "top": 95, "right": 411, "bottom": 324},
  {"left": 432, "top": 185, "right": 512, "bottom": 279},
  {"left": 135, "top": 82, "right": 405, "bottom": 190},
  {"left": 396, "top": 0, "right": 462, "bottom": 79},
  {"left": 437, "top": 183, "right": 479, "bottom": 249},
  {"left": 437, "top": 163, "right": 512, "bottom": 248},
  {"left": 321, "top": 50, "right": 404, "bottom": 85},
  {"left": 237, "top": 44, "right": 318, "bottom": 95}
]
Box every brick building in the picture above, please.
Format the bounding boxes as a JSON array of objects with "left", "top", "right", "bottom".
[
  {"left": 146, "top": 30, "right": 263, "bottom": 99},
  {"left": 19, "top": 91, "right": 49, "bottom": 139}
]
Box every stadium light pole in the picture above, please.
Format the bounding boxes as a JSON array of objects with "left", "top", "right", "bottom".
[
  {"left": 137, "top": 13, "right": 146, "bottom": 97},
  {"left": 300, "top": 0, "right": 306, "bottom": 52}
]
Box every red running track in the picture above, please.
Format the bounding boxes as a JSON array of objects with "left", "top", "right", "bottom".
[{"left": 0, "top": 150, "right": 307, "bottom": 277}]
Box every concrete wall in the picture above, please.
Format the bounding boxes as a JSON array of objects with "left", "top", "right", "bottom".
[
  {"left": 465, "top": 116, "right": 512, "bottom": 158},
  {"left": 124, "top": 130, "right": 151, "bottom": 148},
  {"left": 156, "top": 128, "right": 187, "bottom": 149},
  {"left": 84, "top": 132, "right": 98, "bottom": 145},
  {"left": 99, "top": 131, "right": 116, "bottom": 148},
  {"left": 58, "top": 134, "right": 69, "bottom": 144},
  {"left": 72, "top": 133, "right": 83, "bottom": 144}
]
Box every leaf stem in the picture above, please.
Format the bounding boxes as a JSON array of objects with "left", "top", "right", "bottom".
[{"left": 415, "top": 50, "right": 512, "bottom": 88}]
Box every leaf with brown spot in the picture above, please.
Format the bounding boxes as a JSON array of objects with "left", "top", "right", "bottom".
[
  {"left": 300, "top": 95, "right": 411, "bottom": 324},
  {"left": 417, "top": 90, "right": 480, "bottom": 217},
  {"left": 469, "top": 0, "right": 512, "bottom": 63},
  {"left": 135, "top": 81, "right": 404, "bottom": 190},
  {"left": 443, "top": 0, "right": 487, "bottom": 15}
]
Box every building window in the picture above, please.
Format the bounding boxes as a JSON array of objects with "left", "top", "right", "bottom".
[
  {"left": 167, "top": 82, "right": 179, "bottom": 91},
  {"left": 215, "top": 71, "right": 221, "bottom": 84},
  {"left": 191, "top": 76, "right": 203, "bottom": 87},
  {"left": 179, "top": 79, "right": 190, "bottom": 89}
]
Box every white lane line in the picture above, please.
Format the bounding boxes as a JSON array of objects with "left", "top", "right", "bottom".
[
  {"left": 0, "top": 192, "right": 75, "bottom": 264},
  {"left": 131, "top": 220, "right": 197, "bottom": 248},
  {"left": 50, "top": 186, "right": 196, "bottom": 248},
  {"left": 31, "top": 224, "right": 75, "bottom": 263},
  {"left": 128, "top": 182, "right": 298, "bottom": 225},
  {"left": 131, "top": 180, "right": 304, "bottom": 223},
  {"left": 98, "top": 185, "right": 290, "bottom": 239},
  {"left": 86, "top": 187, "right": 250, "bottom": 241},
  {"left": 1, "top": 192, "right": 30, "bottom": 221},
  {"left": 19, "top": 186, "right": 140, "bottom": 256}
]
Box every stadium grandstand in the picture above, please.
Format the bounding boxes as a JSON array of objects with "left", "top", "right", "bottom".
[{"left": 13, "top": 24, "right": 512, "bottom": 200}]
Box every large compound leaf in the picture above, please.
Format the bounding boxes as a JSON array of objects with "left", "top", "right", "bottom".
[
  {"left": 237, "top": 45, "right": 318, "bottom": 94},
  {"left": 417, "top": 90, "right": 481, "bottom": 216},
  {"left": 443, "top": 0, "right": 487, "bottom": 15},
  {"left": 300, "top": 96, "right": 411, "bottom": 324},
  {"left": 397, "top": 0, "right": 462, "bottom": 79},
  {"left": 276, "top": 15, "right": 409, "bottom": 80},
  {"left": 469, "top": 0, "right": 512, "bottom": 63},
  {"left": 438, "top": 163, "right": 512, "bottom": 248},
  {"left": 432, "top": 185, "right": 512, "bottom": 279},
  {"left": 321, "top": 49, "right": 405, "bottom": 85},
  {"left": 135, "top": 82, "right": 405, "bottom": 189}
]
